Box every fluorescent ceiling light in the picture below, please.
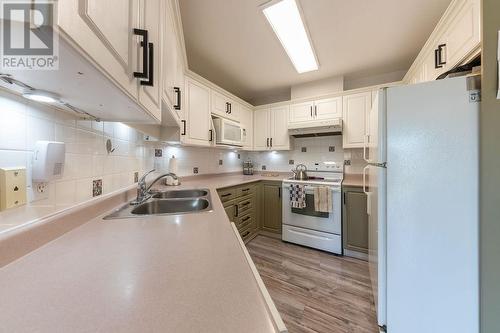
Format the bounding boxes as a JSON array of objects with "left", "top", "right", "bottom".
[
  {"left": 262, "top": 0, "right": 318, "bottom": 73},
  {"left": 22, "top": 89, "right": 61, "bottom": 104}
]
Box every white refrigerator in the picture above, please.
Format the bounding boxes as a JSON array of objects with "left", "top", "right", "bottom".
[{"left": 364, "top": 76, "right": 479, "bottom": 333}]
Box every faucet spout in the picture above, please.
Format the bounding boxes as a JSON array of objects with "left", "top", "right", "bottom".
[{"left": 131, "top": 170, "right": 179, "bottom": 205}]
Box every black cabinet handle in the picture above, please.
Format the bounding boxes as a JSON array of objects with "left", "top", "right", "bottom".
[
  {"left": 242, "top": 201, "right": 251, "bottom": 206},
  {"left": 278, "top": 187, "right": 281, "bottom": 198},
  {"left": 229, "top": 103, "right": 232, "bottom": 114},
  {"left": 266, "top": 138, "right": 269, "bottom": 147},
  {"left": 270, "top": 138, "right": 273, "bottom": 147},
  {"left": 140, "top": 42, "right": 154, "bottom": 86},
  {"left": 235, "top": 205, "right": 239, "bottom": 217},
  {"left": 435, "top": 44, "right": 446, "bottom": 69},
  {"left": 221, "top": 193, "right": 232, "bottom": 197},
  {"left": 314, "top": 105, "right": 317, "bottom": 116},
  {"left": 226, "top": 102, "right": 229, "bottom": 113},
  {"left": 181, "top": 120, "right": 186, "bottom": 135},
  {"left": 241, "top": 231, "right": 250, "bottom": 238},
  {"left": 242, "top": 188, "right": 250, "bottom": 192},
  {"left": 174, "top": 87, "right": 181, "bottom": 110},
  {"left": 242, "top": 216, "right": 251, "bottom": 222},
  {"left": 133, "top": 29, "right": 149, "bottom": 79},
  {"left": 209, "top": 129, "right": 213, "bottom": 142},
  {"left": 310, "top": 106, "right": 313, "bottom": 117}
]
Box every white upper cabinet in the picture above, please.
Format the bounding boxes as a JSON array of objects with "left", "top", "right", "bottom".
[
  {"left": 254, "top": 108, "right": 270, "bottom": 151},
  {"left": 289, "top": 101, "right": 314, "bottom": 124},
  {"left": 270, "top": 106, "right": 290, "bottom": 150},
  {"left": 162, "top": 0, "right": 184, "bottom": 122},
  {"left": 315, "top": 97, "right": 342, "bottom": 121},
  {"left": 342, "top": 92, "right": 372, "bottom": 149},
  {"left": 289, "top": 97, "right": 342, "bottom": 128},
  {"left": 57, "top": 0, "right": 162, "bottom": 122},
  {"left": 137, "top": 0, "right": 161, "bottom": 121},
  {"left": 239, "top": 105, "right": 254, "bottom": 151},
  {"left": 254, "top": 106, "right": 290, "bottom": 151},
  {"left": 211, "top": 91, "right": 239, "bottom": 121},
  {"left": 404, "top": 0, "right": 480, "bottom": 85},
  {"left": 182, "top": 78, "right": 211, "bottom": 146},
  {"left": 442, "top": 0, "right": 480, "bottom": 67}
]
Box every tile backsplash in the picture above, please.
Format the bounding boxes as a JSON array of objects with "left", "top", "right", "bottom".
[
  {"left": 0, "top": 90, "right": 151, "bottom": 211},
  {"left": 246, "top": 136, "right": 366, "bottom": 174}
]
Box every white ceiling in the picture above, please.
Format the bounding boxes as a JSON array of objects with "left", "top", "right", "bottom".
[{"left": 179, "top": 0, "right": 452, "bottom": 105}]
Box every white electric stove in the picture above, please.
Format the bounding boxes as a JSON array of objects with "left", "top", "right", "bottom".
[{"left": 282, "top": 163, "right": 343, "bottom": 254}]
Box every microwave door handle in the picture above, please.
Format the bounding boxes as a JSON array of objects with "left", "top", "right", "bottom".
[{"left": 363, "top": 134, "right": 369, "bottom": 162}]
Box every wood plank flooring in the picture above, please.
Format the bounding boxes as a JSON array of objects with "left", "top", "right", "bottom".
[{"left": 247, "top": 235, "right": 379, "bottom": 333}]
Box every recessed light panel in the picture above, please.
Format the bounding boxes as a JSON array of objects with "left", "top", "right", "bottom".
[{"left": 262, "top": 0, "right": 319, "bottom": 73}]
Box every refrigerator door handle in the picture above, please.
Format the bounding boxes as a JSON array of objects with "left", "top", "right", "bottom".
[
  {"left": 363, "top": 165, "right": 371, "bottom": 214},
  {"left": 363, "top": 134, "right": 370, "bottom": 162}
]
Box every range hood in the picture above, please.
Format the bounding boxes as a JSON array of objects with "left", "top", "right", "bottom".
[{"left": 288, "top": 119, "right": 343, "bottom": 138}]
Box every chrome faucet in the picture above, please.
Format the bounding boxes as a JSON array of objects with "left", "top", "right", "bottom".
[{"left": 131, "top": 169, "right": 179, "bottom": 205}]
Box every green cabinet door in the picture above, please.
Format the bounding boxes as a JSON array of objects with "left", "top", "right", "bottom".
[
  {"left": 343, "top": 187, "right": 369, "bottom": 253},
  {"left": 262, "top": 183, "right": 283, "bottom": 234},
  {"left": 224, "top": 201, "right": 237, "bottom": 223}
]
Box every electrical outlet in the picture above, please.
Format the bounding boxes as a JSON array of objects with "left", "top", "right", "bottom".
[
  {"left": 344, "top": 160, "right": 352, "bottom": 166},
  {"left": 329, "top": 146, "right": 335, "bottom": 152},
  {"left": 301, "top": 147, "right": 307, "bottom": 152},
  {"left": 219, "top": 159, "right": 223, "bottom": 165},
  {"left": 262, "top": 165, "right": 267, "bottom": 170},
  {"left": 154, "top": 149, "right": 163, "bottom": 157},
  {"left": 30, "top": 182, "right": 49, "bottom": 202},
  {"left": 237, "top": 154, "right": 241, "bottom": 159},
  {"left": 289, "top": 160, "right": 294, "bottom": 165},
  {"left": 134, "top": 172, "right": 139, "bottom": 183},
  {"left": 193, "top": 167, "right": 199, "bottom": 174}
]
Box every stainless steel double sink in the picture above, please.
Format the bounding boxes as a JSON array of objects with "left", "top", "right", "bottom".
[{"left": 103, "top": 189, "right": 212, "bottom": 220}]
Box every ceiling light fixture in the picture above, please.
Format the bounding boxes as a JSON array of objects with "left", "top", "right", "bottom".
[
  {"left": 262, "top": 0, "right": 319, "bottom": 73},
  {"left": 22, "top": 89, "right": 61, "bottom": 104}
]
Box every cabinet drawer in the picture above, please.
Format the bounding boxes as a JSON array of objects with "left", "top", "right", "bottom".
[
  {"left": 237, "top": 195, "right": 254, "bottom": 215},
  {"left": 236, "top": 211, "right": 256, "bottom": 231},
  {"left": 239, "top": 223, "right": 254, "bottom": 242},
  {"left": 218, "top": 187, "right": 238, "bottom": 203},
  {"left": 237, "top": 184, "right": 256, "bottom": 197}
]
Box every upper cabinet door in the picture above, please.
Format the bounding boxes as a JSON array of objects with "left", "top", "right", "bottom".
[
  {"left": 254, "top": 109, "right": 270, "bottom": 151},
  {"left": 239, "top": 105, "right": 253, "bottom": 151},
  {"left": 314, "top": 97, "right": 342, "bottom": 120},
  {"left": 270, "top": 106, "right": 290, "bottom": 150},
  {"left": 184, "top": 78, "right": 211, "bottom": 146},
  {"left": 443, "top": 0, "right": 480, "bottom": 67},
  {"left": 289, "top": 101, "right": 314, "bottom": 124},
  {"left": 58, "top": 0, "right": 138, "bottom": 100},
  {"left": 211, "top": 91, "right": 239, "bottom": 121},
  {"left": 137, "top": 0, "right": 161, "bottom": 121},
  {"left": 343, "top": 92, "right": 372, "bottom": 149}
]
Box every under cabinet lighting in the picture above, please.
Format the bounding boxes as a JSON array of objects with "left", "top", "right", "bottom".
[
  {"left": 22, "top": 89, "right": 61, "bottom": 104},
  {"left": 262, "top": 0, "right": 318, "bottom": 73}
]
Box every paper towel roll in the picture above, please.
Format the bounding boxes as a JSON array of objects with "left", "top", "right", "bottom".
[{"left": 169, "top": 155, "right": 178, "bottom": 174}]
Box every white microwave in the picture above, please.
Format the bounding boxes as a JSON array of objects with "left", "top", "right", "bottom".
[{"left": 212, "top": 117, "right": 244, "bottom": 146}]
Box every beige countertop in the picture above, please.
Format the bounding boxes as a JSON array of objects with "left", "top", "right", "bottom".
[
  {"left": 0, "top": 173, "right": 290, "bottom": 333},
  {"left": 342, "top": 173, "right": 364, "bottom": 187}
]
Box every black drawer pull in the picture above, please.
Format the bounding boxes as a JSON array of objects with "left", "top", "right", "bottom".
[
  {"left": 242, "top": 216, "right": 251, "bottom": 222},
  {"left": 241, "top": 231, "right": 250, "bottom": 238},
  {"left": 241, "top": 201, "right": 251, "bottom": 206},
  {"left": 221, "top": 193, "right": 232, "bottom": 197},
  {"left": 242, "top": 188, "right": 250, "bottom": 192}
]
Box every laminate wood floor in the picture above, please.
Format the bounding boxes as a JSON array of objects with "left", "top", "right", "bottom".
[{"left": 247, "top": 235, "right": 379, "bottom": 333}]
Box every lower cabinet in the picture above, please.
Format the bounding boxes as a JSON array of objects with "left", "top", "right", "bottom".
[
  {"left": 342, "top": 186, "right": 369, "bottom": 254},
  {"left": 218, "top": 181, "right": 283, "bottom": 243},
  {"left": 261, "top": 182, "right": 283, "bottom": 234}
]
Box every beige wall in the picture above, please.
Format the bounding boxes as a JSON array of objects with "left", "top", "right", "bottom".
[{"left": 480, "top": 0, "right": 500, "bottom": 332}]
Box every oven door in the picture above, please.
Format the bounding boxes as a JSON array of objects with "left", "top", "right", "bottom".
[{"left": 282, "top": 184, "right": 342, "bottom": 235}]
